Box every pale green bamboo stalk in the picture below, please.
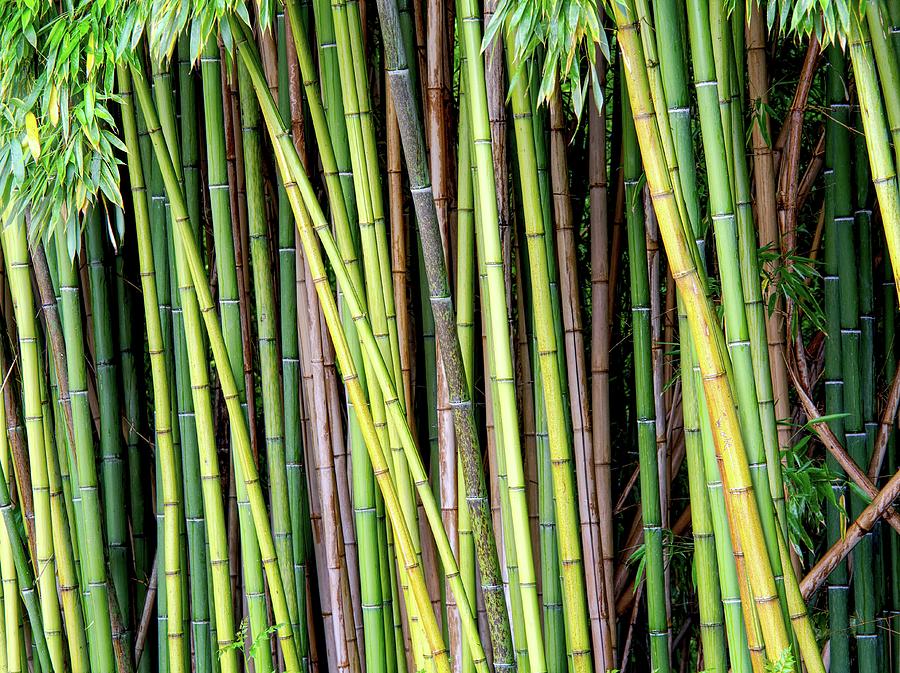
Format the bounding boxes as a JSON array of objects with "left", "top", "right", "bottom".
[
  {"left": 1, "top": 217, "right": 65, "bottom": 673},
  {"left": 0, "top": 388, "right": 20, "bottom": 673},
  {"left": 40, "top": 358, "right": 89, "bottom": 673},
  {"left": 197, "top": 38, "right": 273, "bottom": 673}
]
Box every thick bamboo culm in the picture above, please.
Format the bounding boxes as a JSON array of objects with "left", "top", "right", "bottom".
[{"left": 4, "top": 5, "right": 900, "bottom": 673}]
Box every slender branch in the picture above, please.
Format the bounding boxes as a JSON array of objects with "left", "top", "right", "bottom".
[
  {"left": 801, "top": 465, "right": 900, "bottom": 598},
  {"left": 867, "top": 362, "right": 900, "bottom": 481},
  {"left": 789, "top": 363, "right": 900, "bottom": 533}
]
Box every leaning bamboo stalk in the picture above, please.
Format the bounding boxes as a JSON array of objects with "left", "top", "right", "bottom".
[
  {"left": 236, "top": 53, "right": 300, "bottom": 641},
  {"left": 373, "top": 1, "right": 515, "bottom": 665},
  {"left": 0, "top": 400, "right": 51, "bottom": 673},
  {"left": 0, "top": 381, "right": 21, "bottom": 673},
  {"left": 612, "top": 0, "right": 799, "bottom": 662},
  {"left": 131, "top": 61, "right": 303, "bottom": 673},
  {"left": 233, "top": 21, "right": 494, "bottom": 672},
  {"left": 789, "top": 360, "right": 900, "bottom": 534}
]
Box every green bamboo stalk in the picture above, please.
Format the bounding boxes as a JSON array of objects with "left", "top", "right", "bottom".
[
  {"left": 197, "top": 37, "right": 272, "bottom": 673},
  {"left": 823, "top": 44, "right": 851, "bottom": 673},
  {"left": 623, "top": 89, "right": 670, "bottom": 673},
  {"left": 113, "top": 238, "right": 149, "bottom": 662},
  {"left": 1, "top": 215, "right": 64, "bottom": 673},
  {"left": 85, "top": 208, "right": 130, "bottom": 646},
  {"left": 884, "top": 246, "right": 900, "bottom": 673},
  {"left": 852, "top": 97, "right": 880, "bottom": 673},
  {"left": 236, "top": 51, "right": 299, "bottom": 635},
  {"left": 652, "top": 0, "right": 701, "bottom": 236}
]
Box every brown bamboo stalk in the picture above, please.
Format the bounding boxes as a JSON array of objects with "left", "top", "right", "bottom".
[
  {"left": 867, "top": 362, "right": 900, "bottom": 481},
  {"left": 777, "top": 36, "right": 820, "bottom": 251},
  {"left": 322, "top": 328, "right": 364, "bottom": 666},
  {"left": 796, "top": 129, "right": 825, "bottom": 213},
  {"left": 424, "top": 6, "right": 460, "bottom": 663},
  {"left": 748, "top": 6, "right": 793, "bottom": 459},
  {"left": 548, "top": 90, "right": 609, "bottom": 668},
  {"left": 304, "top": 258, "right": 358, "bottom": 673},
  {"left": 589, "top": 64, "right": 616, "bottom": 644}
]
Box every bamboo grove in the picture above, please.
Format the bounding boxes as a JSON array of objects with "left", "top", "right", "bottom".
[{"left": 3, "top": 0, "right": 900, "bottom": 672}]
